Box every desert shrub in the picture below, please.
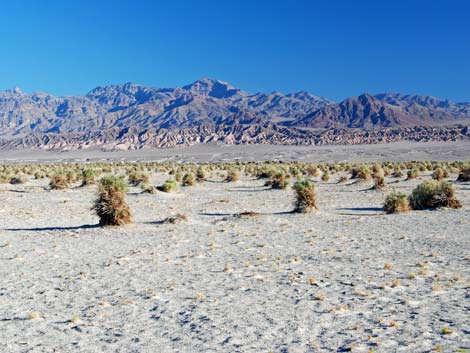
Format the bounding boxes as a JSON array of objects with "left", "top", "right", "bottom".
[
  {"left": 93, "top": 175, "right": 131, "bottom": 226},
  {"left": 432, "top": 167, "right": 448, "bottom": 181},
  {"left": 407, "top": 168, "right": 419, "bottom": 180},
  {"left": 457, "top": 166, "right": 470, "bottom": 182},
  {"left": 351, "top": 165, "right": 371, "bottom": 181},
  {"left": 256, "top": 167, "right": 276, "bottom": 179},
  {"left": 293, "top": 179, "right": 318, "bottom": 213},
  {"left": 306, "top": 165, "right": 321, "bottom": 177},
  {"left": 128, "top": 171, "right": 150, "bottom": 186},
  {"left": 10, "top": 174, "right": 28, "bottom": 184},
  {"left": 81, "top": 169, "right": 96, "bottom": 186},
  {"left": 226, "top": 170, "right": 240, "bottom": 182},
  {"left": 141, "top": 183, "right": 157, "bottom": 194},
  {"left": 65, "top": 171, "right": 77, "bottom": 184},
  {"left": 409, "top": 180, "right": 462, "bottom": 210},
  {"left": 289, "top": 167, "right": 300, "bottom": 177},
  {"left": 49, "top": 175, "right": 69, "bottom": 190},
  {"left": 392, "top": 167, "right": 403, "bottom": 178},
  {"left": 196, "top": 167, "right": 206, "bottom": 181},
  {"left": 163, "top": 213, "right": 188, "bottom": 224},
  {"left": 383, "top": 191, "right": 410, "bottom": 214},
  {"left": 182, "top": 172, "right": 196, "bottom": 186},
  {"left": 173, "top": 171, "right": 182, "bottom": 182},
  {"left": 321, "top": 171, "right": 330, "bottom": 182},
  {"left": 34, "top": 171, "right": 46, "bottom": 179},
  {"left": 160, "top": 179, "right": 178, "bottom": 193},
  {"left": 338, "top": 175, "right": 348, "bottom": 183},
  {"left": 372, "top": 174, "right": 387, "bottom": 191},
  {"left": 266, "top": 172, "right": 289, "bottom": 189}
]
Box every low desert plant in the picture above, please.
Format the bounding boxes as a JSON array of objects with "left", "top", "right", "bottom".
[
  {"left": 34, "top": 171, "right": 46, "bottom": 179},
  {"left": 409, "top": 180, "right": 462, "bottom": 210},
  {"left": 10, "top": 174, "right": 28, "bottom": 184},
  {"left": 407, "top": 168, "right": 419, "bottom": 180},
  {"left": 392, "top": 167, "right": 403, "bottom": 178},
  {"left": 293, "top": 179, "right": 318, "bottom": 213},
  {"left": 49, "top": 174, "right": 69, "bottom": 190},
  {"left": 351, "top": 165, "right": 371, "bottom": 181},
  {"left": 182, "top": 172, "right": 196, "bottom": 186},
  {"left": 93, "top": 175, "right": 131, "bottom": 226},
  {"left": 163, "top": 213, "right": 188, "bottom": 224},
  {"left": 141, "top": 183, "right": 157, "bottom": 194},
  {"left": 457, "top": 166, "right": 470, "bottom": 182},
  {"left": 160, "top": 179, "right": 178, "bottom": 193},
  {"left": 196, "top": 166, "right": 206, "bottom": 181},
  {"left": 432, "top": 167, "right": 448, "bottom": 181},
  {"left": 225, "top": 170, "right": 240, "bottom": 182},
  {"left": 175, "top": 171, "right": 183, "bottom": 182},
  {"left": 383, "top": 191, "right": 410, "bottom": 214},
  {"left": 81, "top": 169, "right": 96, "bottom": 186},
  {"left": 321, "top": 171, "right": 330, "bottom": 182},
  {"left": 266, "top": 172, "right": 289, "bottom": 189},
  {"left": 128, "top": 171, "right": 150, "bottom": 186}
]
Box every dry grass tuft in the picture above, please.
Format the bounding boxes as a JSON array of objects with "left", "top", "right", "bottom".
[
  {"left": 293, "top": 179, "right": 318, "bottom": 213},
  {"left": 163, "top": 214, "right": 188, "bottom": 224},
  {"left": 409, "top": 180, "right": 462, "bottom": 210},
  {"left": 383, "top": 191, "right": 410, "bottom": 214},
  {"left": 93, "top": 175, "right": 132, "bottom": 226}
]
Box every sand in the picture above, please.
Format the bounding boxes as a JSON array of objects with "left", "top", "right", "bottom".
[
  {"left": 0, "top": 168, "right": 469, "bottom": 352},
  {"left": 1, "top": 140, "right": 470, "bottom": 164}
]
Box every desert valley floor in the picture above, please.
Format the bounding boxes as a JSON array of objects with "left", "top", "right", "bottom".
[{"left": 0, "top": 157, "right": 469, "bottom": 353}]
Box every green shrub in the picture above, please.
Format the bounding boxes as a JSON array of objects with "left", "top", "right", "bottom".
[
  {"left": 161, "top": 179, "right": 178, "bottom": 193},
  {"left": 93, "top": 175, "right": 131, "bottom": 226},
  {"left": 409, "top": 180, "right": 462, "bottom": 210},
  {"left": 321, "top": 171, "right": 330, "bottom": 182},
  {"left": 81, "top": 169, "right": 96, "bottom": 186},
  {"left": 266, "top": 172, "right": 289, "bottom": 189},
  {"left": 196, "top": 167, "right": 206, "bottom": 181},
  {"left": 293, "top": 179, "right": 318, "bottom": 213},
  {"left": 141, "top": 183, "right": 157, "bottom": 194},
  {"left": 128, "top": 171, "right": 150, "bottom": 186},
  {"left": 182, "top": 172, "right": 196, "bottom": 186},
  {"left": 407, "top": 168, "right": 419, "bottom": 180},
  {"left": 351, "top": 165, "right": 371, "bottom": 181},
  {"left": 456, "top": 166, "right": 470, "bottom": 182},
  {"left": 383, "top": 191, "right": 410, "bottom": 214},
  {"left": 432, "top": 167, "right": 448, "bottom": 181}
]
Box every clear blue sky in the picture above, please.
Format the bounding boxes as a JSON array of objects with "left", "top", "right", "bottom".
[{"left": 0, "top": 0, "right": 469, "bottom": 102}]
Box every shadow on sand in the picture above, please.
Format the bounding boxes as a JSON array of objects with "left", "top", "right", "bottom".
[{"left": 6, "top": 224, "right": 100, "bottom": 232}]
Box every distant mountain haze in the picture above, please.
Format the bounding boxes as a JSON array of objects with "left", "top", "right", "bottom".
[{"left": 0, "top": 78, "right": 469, "bottom": 149}]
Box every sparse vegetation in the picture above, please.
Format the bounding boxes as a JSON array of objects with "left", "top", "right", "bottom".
[
  {"left": 93, "top": 175, "right": 131, "bottom": 226},
  {"left": 160, "top": 179, "right": 178, "bottom": 193},
  {"left": 293, "top": 179, "right": 318, "bottom": 213},
  {"left": 81, "top": 169, "right": 96, "bottom": 186},
  {"left": 182, "top": 172, "right": 196, "bottom": 186},
  {"left": 457, "top": 166, "right": 470, "bottom": 182},
  {"left": 225, "top": 170, "right": 240, "bottom": 182},
  {"left": 409, "top": 180, "right": 461, "bottom": 210},
  {"left": 383, "top": 191, "right": 410, "bottom": 214},
  {"left": 49, "top": 174, "right": 70, "bottom": 190}
]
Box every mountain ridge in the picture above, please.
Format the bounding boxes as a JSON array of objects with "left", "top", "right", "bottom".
[{"left": 0, "top": 78, "right": 469, "bottom": 149}]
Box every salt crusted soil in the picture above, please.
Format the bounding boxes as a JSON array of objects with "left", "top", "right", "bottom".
[{"left": 0, "top": 171, "right": 469, "bottom": 352}]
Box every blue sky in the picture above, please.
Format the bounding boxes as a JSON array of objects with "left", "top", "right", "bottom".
[{"left": 0, "top": 0, "right": 468, "bottom": 102}]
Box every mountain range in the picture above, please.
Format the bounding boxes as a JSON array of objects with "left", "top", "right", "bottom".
[{"left": 0, "top": 78, "right": 469, "bottom": 150}]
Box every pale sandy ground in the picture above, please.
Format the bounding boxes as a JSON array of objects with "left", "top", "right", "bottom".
[
  {"left": 0, "top": 169, "right": 469, "bottom": 353},
  {"left": 1, "top": 140, "right": 470, "bottom": 163}
]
